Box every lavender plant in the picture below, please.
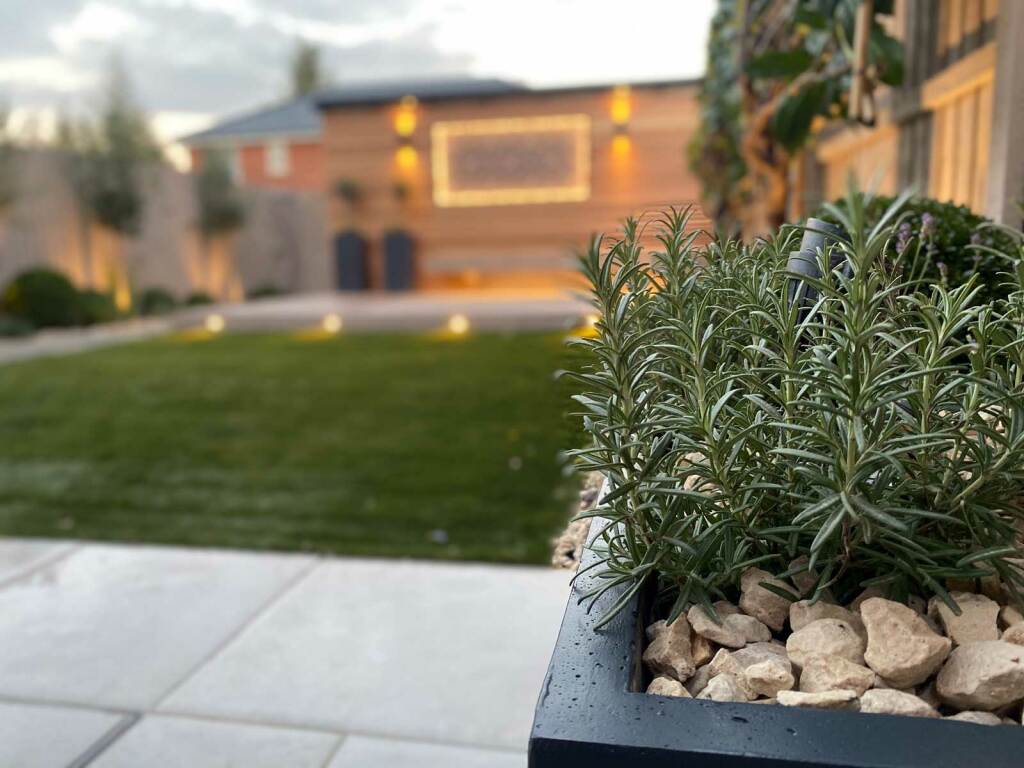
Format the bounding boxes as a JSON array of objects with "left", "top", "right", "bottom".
[{"left": 568, "top": 186, "right": 1024, "bottom": 627}]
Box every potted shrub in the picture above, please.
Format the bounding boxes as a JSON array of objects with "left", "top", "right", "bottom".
[{"left": 531, "top": 191, "right": 1024, "bottom": 767}]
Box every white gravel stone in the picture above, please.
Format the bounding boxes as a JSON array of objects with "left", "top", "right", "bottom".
[
  {"left": 743, "top": 658, "right": 795, "bottom": 698},
  {"left": 936, "top": 640, "right": 1024, "bottom": 711},
  {"left": 642, "top": 615, "right": 695, "bottom": 681},
  {"left": 645, "top": 620, "right": 667, "bottom": 641},
  {"left": 798, "top": 654, "right": 875, "bottom": 696},
  {"left": 859, "top": 689, "right": 940, "bottom": 718},
  {"left": 685, "top": 665, "right": 713, "bottom": 697},
  {"left": 646, "top": 676, "right": 691, "bottom": 697},
  {"left": 739, "top": 568, "right": 796, "bottom": 632},
  {"left": 777, "top": 689, "right": 859, "bottom": 711},
  {"left": 929, "top": 592, "right": 1000, "bottom": 646},
  {"left": 787, "top": 619, "right": 865, "bottom": 670},
  {"left": 998, "top": 605, "right": 1024, "bottom": 630},
  {"left": 697, "top": 673, "right": 751, "bottom": 703},
  {"left": 687, "top": 602, "right": 765, "bottom": 649},
  {"left": 861, "top": 598, "right": 951, "bottom": 688},
  {"left": 790, "top": 600, "right": 866, "bottom": 639},
  {"left": 1001, "top": 622, "right": 1024, "bottom": 646},
  {"left": 691, "top": 631, "right": 715, "bottom": 666},
  {"left": 945, "top": 711, "right": 1003, "bottom": 726}
]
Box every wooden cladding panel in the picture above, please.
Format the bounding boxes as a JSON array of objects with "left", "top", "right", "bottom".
[
  {"left": 321, "top": 84, "right": 706, "bottom": 287},
  {"left": 927, "top": 77, "right": 993, "bottom": 211},
  {"left": 936, "top": 0, "right": 997, "bottom": 62}
]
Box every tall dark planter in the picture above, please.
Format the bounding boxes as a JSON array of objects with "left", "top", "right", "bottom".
[
  {"left": 382, "top": 229, "right": 416, "bottom": 291},
  {"left": 529, "top": 516, "right": 1022, "bottom": 768},
  {"left": 334, "top": 230, "right": 369, "bottom": 291}
]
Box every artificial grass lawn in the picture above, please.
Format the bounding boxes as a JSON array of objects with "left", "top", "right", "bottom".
[{"left": 0, "top": 331, "right": 586, "bottom": 563}]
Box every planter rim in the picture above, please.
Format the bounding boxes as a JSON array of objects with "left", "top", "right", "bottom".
[{"left": 529, "top": 509, "right": 1023, "bottom": 768}]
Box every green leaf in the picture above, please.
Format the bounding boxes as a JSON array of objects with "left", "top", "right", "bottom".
[{"left": 746, "top": 49, "right": 815, "bottom": 80}]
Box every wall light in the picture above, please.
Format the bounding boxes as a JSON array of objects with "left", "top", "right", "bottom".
[
  {"left": 447, "top": 313, "right": 470, "bottom": 335},
  {"left": 395, "top": 144, "right": 418, "bottom": 172},
  {"left": 394, "top": 95, "right": 418, "bottom": 140},
  {"left": 322, "top": 313, "right": 343, "bottom": 334},
  {"left": 205, "top": 314, "right": 225, "bottom": 334},
  {"left": 611, "top": 133, "right": 632, "bottom": 160},
  {"left": 611, "top": 85, "right": 632, "bottom": 131}
]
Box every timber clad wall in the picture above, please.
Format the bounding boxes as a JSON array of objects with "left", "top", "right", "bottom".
[
  {"left": 811, "top": 0, "right": 1021, "bottom": 225},
  {"left": 320, "top": 82, "right": 706, "bottom": 290}
]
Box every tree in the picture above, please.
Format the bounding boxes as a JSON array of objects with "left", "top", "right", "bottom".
[
  {"left": 291, "top": 42, "right": 322, "bottom": 97},
  {"left": 195, "top": 149, "right": 246, "bottom": 298},
  {"left": 690, "top": 0, "right": 903, "bottom": 231},
  {"left": 57, "top": 56, "right": 161, "bottom": 305},
  {"left": 0, "top": 106, "right": 15, "bottom": 215}
]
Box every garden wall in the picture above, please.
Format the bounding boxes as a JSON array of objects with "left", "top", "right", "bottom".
[{"left": 0, "top": 149, "right": 329, "bottom": 302}]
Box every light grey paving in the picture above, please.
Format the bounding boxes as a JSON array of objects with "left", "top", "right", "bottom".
[
  {"left": 0, "top": 700, "right": 122, "bottom": 768},
  {"left": 328, "top": 735, "right": 525, "bottom": 768},
  {"left": 0, "top": 539, "right": 74, "bottom": 585},
  {"left": 90, "top": 715, "right": 339, "bottom": 768},
  {"left": 0, "top": 544, "right": 313, "bottom": 709},
  {"left": 161, "top": 559, "right": 570, "bottom": 750}
]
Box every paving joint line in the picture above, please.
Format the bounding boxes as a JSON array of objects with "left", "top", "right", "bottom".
[
  {"left": 0, "top": 543, "right": 82, "bottom": 591},
  {"left": 149, "top": 554, "right": 325, "bottom": 710},
  {"left": 65, "top": 712, "right": 141, "bottom": 768}
]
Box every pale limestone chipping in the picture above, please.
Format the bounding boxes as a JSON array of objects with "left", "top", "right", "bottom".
[
  {"left": 798, "top": 654, "right": 874, "bottom": 696},
  {"left": 786, "top": 619, "right": 865, "bottom": 670},
  {"left": 777, "top": 689, "right": 859, "bottom": 711},
  {"left": 936, "top": 640, "right": 1024, "bottom": 711},
  {"left": 646, "top": 676, "right": 691, "bottom": 697},
  {"left": 929, "top": 592, "right": 1000, "bottom": 646},
  {"left": 859, "top": 689, "right": 940, "bottom": 718},
  {"left": 861, "top": 598, "right": 951, "bottom": 688},
  {"left": 739, "top": 568, "right": 795, "bottom": 632}
]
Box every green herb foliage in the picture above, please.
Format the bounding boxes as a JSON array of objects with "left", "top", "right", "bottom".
[{"left": 568, "top": 185, "right": 1024, "bottom": 626}]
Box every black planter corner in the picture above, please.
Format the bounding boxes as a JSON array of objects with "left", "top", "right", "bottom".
[{"left": 529, "top": 517, "right": 1023, "bottom": 768}]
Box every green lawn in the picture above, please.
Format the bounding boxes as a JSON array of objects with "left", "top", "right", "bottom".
[{"left": 0, "top": 331, "right": 585, "bottom": 563}]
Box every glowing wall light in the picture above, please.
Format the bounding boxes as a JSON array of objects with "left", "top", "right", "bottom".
[
  {"left": 611, "top": 133, "right": 632, "bottom": 159},
  {"left": 205, "top": 314, "right": 225, "bottom": 334},
  {"left": 395, "top": 144, "right": 418, "bottom": 172},
  {"left": 393, "top": 95, "right": 418, "bottom": 139},
  {"left": 610, "top": 85, "right": 632, "bottom": 130}
]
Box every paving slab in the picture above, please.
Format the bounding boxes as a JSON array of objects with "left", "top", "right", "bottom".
[
  {"left": 328, "top": 735, "right": 525, "bottom": 768},
  {"left": 89, "top": 715, "right": 340, "bottom": 768},
  {"left": 0, "top": 544, "right": 314, "bottom": 710},
  {"left": 0, "top": 700, "right": 122, "bottom": 768},
  {"left": 161, "top": 559, "right": 570, "bottom": 750},
  {"left": 0, "top": 538, "right": 75, "bottom": 585}
]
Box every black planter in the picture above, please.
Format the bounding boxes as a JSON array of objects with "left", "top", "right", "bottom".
[
  {"left": 529, "top": 518, "right": 1022, "bottom": 767},
  {"left": 334, "top": 230, "right": 369, "bottom": 291}
]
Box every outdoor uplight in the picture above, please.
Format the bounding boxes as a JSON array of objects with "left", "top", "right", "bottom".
[
  {"left": 584, "top": 313, "right": 600, "bottom": 329},
  {"left": 322, "top": 313, "right": 343, "bottom": 334},
  {"left": 204, "top": 314, "right": 225, "bottom": 334},
  {"left": 447, "top": 313, "right": 470, "bottom": 335}
]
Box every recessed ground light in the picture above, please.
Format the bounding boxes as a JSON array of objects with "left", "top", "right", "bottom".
[
  {"left": 322, "top": 313, "right": 343, "bottom": 334},
  {"left": 585, "top": 313, "right": 600, "bottom": 328},
  {"left": 447, "top": 314, "right": 470, "bottom": 335},
  {"left": 205, "top": 314, "right": 225, "bottom": 334}
]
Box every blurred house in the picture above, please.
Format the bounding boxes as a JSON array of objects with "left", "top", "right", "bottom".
[
  {"left": 186, "top": 77, "right": 707, "bottom": 292},
  {"left": 184, "top": 97, "right": 324, "bottom": 192},
  {"left": 801, "top": 0, "right": 1023, "bottom": 225}
]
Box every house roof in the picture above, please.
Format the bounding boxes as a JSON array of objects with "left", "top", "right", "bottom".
[
  {"left": 181, "top": 96, "right": 321, "bottom": 145},
  {"left": 183, "top": 76, "right": 702, "bottom": 145},
  {"left": 312, "top": 77, "right": 527, "bottom": 108}
]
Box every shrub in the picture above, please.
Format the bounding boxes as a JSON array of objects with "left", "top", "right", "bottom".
[
  {"left": 137, "top": 287, "right": 177, "bottom": 316},
  {"left": 247, "top": 284, "right": 285, "bottom": 300},
  {"left": 570, "top": 191, "right": 1024, "bottom": 627},
  {"left": 184, "top": 292, "right": 213, "bottom": 306},
  {"left": 817, "top": 195, "right": 1018, "bottom": 303},
  {"left": 76, "top": 289, "right": 119, "bottom": 326},
  {"left": 0, "top": 314, "right": 33, "bottom": 337},
  {"left": 1, "top": 268, "right": 81, "bottom": 328}
]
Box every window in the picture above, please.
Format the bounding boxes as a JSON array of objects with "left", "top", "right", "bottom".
[{"left": 265, "top": 139, "right": 290, "bottom": 178}]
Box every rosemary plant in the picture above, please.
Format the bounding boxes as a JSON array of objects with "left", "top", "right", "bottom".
[{"left": 568, "top": 187, "right": 1024, "bottom": 627}]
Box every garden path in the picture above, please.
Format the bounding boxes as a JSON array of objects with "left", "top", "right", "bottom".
[{"left": 0, "top": 538, "right": 569, "bottom": 767}]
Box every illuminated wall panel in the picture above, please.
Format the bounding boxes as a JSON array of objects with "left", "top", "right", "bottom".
[{"left": 431, "top": 114, "right": 591, "bottom": 207}]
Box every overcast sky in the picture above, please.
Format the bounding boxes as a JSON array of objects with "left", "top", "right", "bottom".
[{"left": 0, "top": 0, "right": 714, "bottom": 148}]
